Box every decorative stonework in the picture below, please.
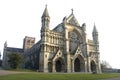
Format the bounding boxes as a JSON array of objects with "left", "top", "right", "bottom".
[{"left": 2, "top": 6, "right": 101, "bottom": 73}]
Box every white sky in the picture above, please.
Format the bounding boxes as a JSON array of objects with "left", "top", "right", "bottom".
[{"left": 0, "top": 0, "right": 120, "bottom": 69}]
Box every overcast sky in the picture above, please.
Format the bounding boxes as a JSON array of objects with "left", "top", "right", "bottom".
[{"left": 0, "top": 0, "right": 120, "bottom": 69}]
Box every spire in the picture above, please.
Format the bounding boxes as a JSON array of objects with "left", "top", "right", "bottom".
[
  {"left": 82, "top": 23, "right": 86, "bottom": 31},
  {"left": 71, "top": 8, "right": 73, "bottom": 14},
  {"left": 41, "top": 5, "right": 50, "bottom": 32},
  {"left": 42, "top": 5, "right": 49, "bottom": 18},
  {"left": 93, "top": 23, "right": 98, "bottom": 33},
  {"left": 4, "top": 41, "right": 7, "bottom": 47}
]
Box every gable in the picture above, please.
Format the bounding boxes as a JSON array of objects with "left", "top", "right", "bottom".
[
  {"left": 73, "top": 46, "right": 85, "bottom": 59},
  {"left": 52, "top": 50, "right": 64, "bottom": 61},
  {"left": 67, "top": 14, "right": 80, "bottom": 26}
]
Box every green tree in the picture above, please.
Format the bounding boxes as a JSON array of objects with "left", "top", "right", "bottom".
[{"left": 8, "top": 52, "right": 23, "bottom": 69}]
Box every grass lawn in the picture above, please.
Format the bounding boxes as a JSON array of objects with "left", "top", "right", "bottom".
[{"left": 0, "top": 73, "right": 120, "bottom": 80}]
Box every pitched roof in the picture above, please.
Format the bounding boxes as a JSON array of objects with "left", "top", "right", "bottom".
[{"left": 6, "top": 47, "right": 23, "bottom": 53}]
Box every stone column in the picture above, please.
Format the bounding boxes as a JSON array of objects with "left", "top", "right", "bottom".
[
  {"left": 96, "top": 54, "right": 102, "bottom": 73},
  {"left": 88, "top": 57, "right": 91, "bottom": 73},
  {"left": 66, "top": 54, "right": 71, "bottom": 72},
  {"left": 72, "top": 59, "right": 74, "bottom": 72},
  {"left": 65, "top": 29, "right": 71, "bottom": 72},
  {"left": 44, "top": 53, "right": 49, "bottom": 72},
  {"left": 84, "top": 59, "right": 87, "bottom": 72},
  {"left": 44, "top": 63, "right": 48, "bottom": 72},
  {"left": 52, "top": 61, "right": 56, "bottom": 72}
]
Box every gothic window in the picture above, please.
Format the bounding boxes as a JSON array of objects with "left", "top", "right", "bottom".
[{"left": 69, "top": 31, "right": 79, "bottom": 54}]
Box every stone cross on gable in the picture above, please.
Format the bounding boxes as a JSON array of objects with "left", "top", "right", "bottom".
[{"left": 71, "top": 9, "right": 73, "bottom": 14}]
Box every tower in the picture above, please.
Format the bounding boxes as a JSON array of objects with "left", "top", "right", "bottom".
[
  {"left": 92, "top": 23, "right": 101, "bottom": 73},
  {"left": 63, "top": 16, "right": 71, "bottom": 72},
  {"left": 39, "top": 5, "right": 50, "bottom": 72},
  {"left": 92, "top": 23, "right": 99, "bottom": 52},
  {"left": 4, "top": 41, "right": 7, "bottom": 49},
  {"left": 23, "top": 36, "right": 35, "bottom": 52},
  {"left": 2, "top": 41, "right": 7, "bottom": 67},
  {"left": 82, "top": 23, "right": 91, "bottom": 72},
  {"left": 41, "top": 5, "right": 50, "bottom": 32}
]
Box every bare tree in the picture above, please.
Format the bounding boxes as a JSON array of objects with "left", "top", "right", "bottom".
[{"left": 101, "top": 60, "right": 112, "bottom": 72}]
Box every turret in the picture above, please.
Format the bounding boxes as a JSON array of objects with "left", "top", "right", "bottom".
[
  {"left": 39, "top": 5, "right": 50, "bottom": 72},
  {"left": 4, "top": 41, "right": 7, "bottom": 49},
  {"left": 92, "top": 24, "right": 101, "bottom": 73},
  {"left": 41, "top": 5, "right": 50, "bottom": 32},
  {"left": 92, "top": 23, "right": 98, "bottom": 44},
  {"left": 92, "top": 23, "right": 99, "bottom": 51},
  {"left": 82, "top": 23, "right": 86, "bottom": 32}
]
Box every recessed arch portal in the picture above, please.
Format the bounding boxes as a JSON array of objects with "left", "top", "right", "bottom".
[
  {"left": 74, "top": 58, "right": 80, "bottom": 72},
  {"left": 91, "top": 60, "right": 96, "bottom": 72},
  {"left": 48, "top": 62, "right": 52, "bottom": 72},
  {"left": 74, "top": 55, "right": 85, "bottom": 72},
  {"left": 55, "top": 58, "right": 65, "bottom": 72},
  {"left": 55, "top": 60, "right": 62, "bottom": 72}
]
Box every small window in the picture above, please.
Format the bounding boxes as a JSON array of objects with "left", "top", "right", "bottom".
[
  {"left": 45, "top": 54, "right": 47, "bottom": 58},
  {"left": 59, "top": 53, "right": 61, "bottom": 55}
]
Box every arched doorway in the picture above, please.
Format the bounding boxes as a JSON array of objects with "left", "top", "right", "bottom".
[
  {"left": 74, "top": 55, "right": 85, "bottom": 72},
  {"left": 48, "top": 62, "right": 52, "bottom": 72},
  {"left": 74, "top": 58, "right": 80, "bottom": 72},
  {"left": 91, "top": 61, "right": 96, "bottom": 72},
  {"left": 55, "top": 60, "right": 62, "bottom": 72}
]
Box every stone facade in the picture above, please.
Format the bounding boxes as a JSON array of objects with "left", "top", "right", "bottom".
[
  {"left": 2, "top": 41, "right": 23, "bottom": 68},
  {"left": 23, "top": 36, "right": 35, "bottom": 51},
  {"left": 3, "top": 6, "right": 101, "bottom": 73},
  {"left": 2, "top": 36, "right": 35, "bottom": 68},
  {"left": 24, "top": 6, "right": 101, "bottom": 73}
]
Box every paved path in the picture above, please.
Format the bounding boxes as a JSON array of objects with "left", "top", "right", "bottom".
[
  {"left": 0, "top": 70, "right": 28, "bottom": 76},
  {"left": 101, "top": 77, "right": 120, "bottom": 80}
]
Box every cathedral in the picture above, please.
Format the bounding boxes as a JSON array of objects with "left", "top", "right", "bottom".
[{"left": 2, "top": 6, "right": 101, "bottom": 73}]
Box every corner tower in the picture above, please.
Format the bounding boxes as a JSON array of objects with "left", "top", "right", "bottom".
[
  {"left": 92, "top": 23, "right": 101, "bottom": 73},
  {"left": 39, "top": 5, "right": 50, "bottom": 72},
  {"left": 41, "top": 5, "right": 50, "bottom": 32},
  {"left": 92, "top": 23, "right": 99, "bottom": 52}
]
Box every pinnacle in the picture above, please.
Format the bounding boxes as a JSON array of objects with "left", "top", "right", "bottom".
[{"left": 42, "top": 5, "right": 50, "bottom": 18}]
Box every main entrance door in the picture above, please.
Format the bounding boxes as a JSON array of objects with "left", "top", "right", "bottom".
[
  {"left": 55, "top": 60, "right": 62, "bottom": 72},
  {"left": 74, "top": 58, "right": 80, "bottom": 72},
  {"left": 74, "top": 55, "right": 85, "bottom": 72}
]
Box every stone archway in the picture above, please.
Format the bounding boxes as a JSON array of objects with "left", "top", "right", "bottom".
[
  {"left": 74, "top": 58, "right": 80, "bottom": 72},
  {"left": 48, "top": 62, "right": 52, "bottom": 72},
  {"left": 74, "top": 55, "right": 85, "bottom": 72},
  {"left": 55, "top": 58, "right": 65, "bottom": 72},
  {"left": 55, "top": 60, "right": 62, "bottom": 72},
  {"left": 91, "top": 60, "right": 96, "bottom": 72}
]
